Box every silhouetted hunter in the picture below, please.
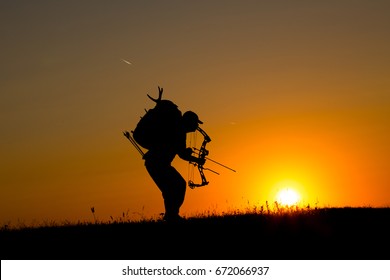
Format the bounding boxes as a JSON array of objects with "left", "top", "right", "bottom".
[{"left": 126, "top": 87, "right": 205, "bottom": 222}]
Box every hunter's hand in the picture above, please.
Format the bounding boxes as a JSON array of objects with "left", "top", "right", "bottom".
[{"left": 184, "top": 147, "right": 193, "bottom": 157}]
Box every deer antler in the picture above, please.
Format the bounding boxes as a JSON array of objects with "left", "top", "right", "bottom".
[{"left": 147, "top": 86, "right": 163, "bottom": 103}]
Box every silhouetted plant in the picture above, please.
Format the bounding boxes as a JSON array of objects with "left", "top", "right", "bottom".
[{"left": 90, "top": 207, "right": 96, "bottom": 224}]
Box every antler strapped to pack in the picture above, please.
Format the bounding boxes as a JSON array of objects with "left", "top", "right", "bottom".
[{"left": 147, "top": 86, "right": 163, "bottom": 103}]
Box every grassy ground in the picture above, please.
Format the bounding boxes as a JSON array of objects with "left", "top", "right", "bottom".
[{"left": 1, "top": 206, "right": 389, "bottom": 260}]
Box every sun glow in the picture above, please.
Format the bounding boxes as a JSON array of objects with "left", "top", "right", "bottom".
[{"left": 276, "top": 188, "right": 300, "bottom": 206}]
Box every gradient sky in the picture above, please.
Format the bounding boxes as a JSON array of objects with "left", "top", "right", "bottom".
[{"left": 1, "top": 0, "right": 389, "bottom": 226}]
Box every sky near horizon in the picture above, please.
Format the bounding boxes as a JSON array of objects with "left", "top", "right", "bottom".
[{"left": 1, "top": 0, "right": 389, "bottom": 226}]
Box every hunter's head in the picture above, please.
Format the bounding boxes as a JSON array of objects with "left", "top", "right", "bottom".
[{"left": 182, "top": 111, "right": 202, "bottom": 132}]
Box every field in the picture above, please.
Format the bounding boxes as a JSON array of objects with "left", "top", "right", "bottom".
[{"left": 1, "top": 206, "right": 389, "bottom": 260}]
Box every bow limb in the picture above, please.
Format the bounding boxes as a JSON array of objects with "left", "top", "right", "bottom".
[{"left": 188, "top": 165, "right": 208, "bottom": 189}]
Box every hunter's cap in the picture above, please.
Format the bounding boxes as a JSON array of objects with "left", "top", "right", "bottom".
[{"left": 183, "top": 111, "right": 203, "bottom": 124}]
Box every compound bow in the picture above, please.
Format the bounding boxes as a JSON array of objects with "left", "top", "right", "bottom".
[{"left": 188, "top": 126, "right": 222, "bottom": 189}]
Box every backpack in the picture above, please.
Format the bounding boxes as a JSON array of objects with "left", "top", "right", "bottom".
[{"left": 132, "top": 87, "right": 182, "bottom": 150}]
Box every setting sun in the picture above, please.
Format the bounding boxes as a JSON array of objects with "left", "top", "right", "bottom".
[{"left": 276, "top": 188, "right": 300, "bottom": 206}]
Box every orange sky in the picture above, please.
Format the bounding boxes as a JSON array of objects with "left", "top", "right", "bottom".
[{"left": 1, "top": 1, "right": 389, "bottom": 226}]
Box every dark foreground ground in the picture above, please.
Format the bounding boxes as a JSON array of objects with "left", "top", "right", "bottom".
[{"left": 1, "top": 207, "right": 389, "bottom": 260}]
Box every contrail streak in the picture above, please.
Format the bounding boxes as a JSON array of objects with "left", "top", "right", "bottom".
[{"left": 121, "top": 59, "right": 132, "bottom": 65}]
